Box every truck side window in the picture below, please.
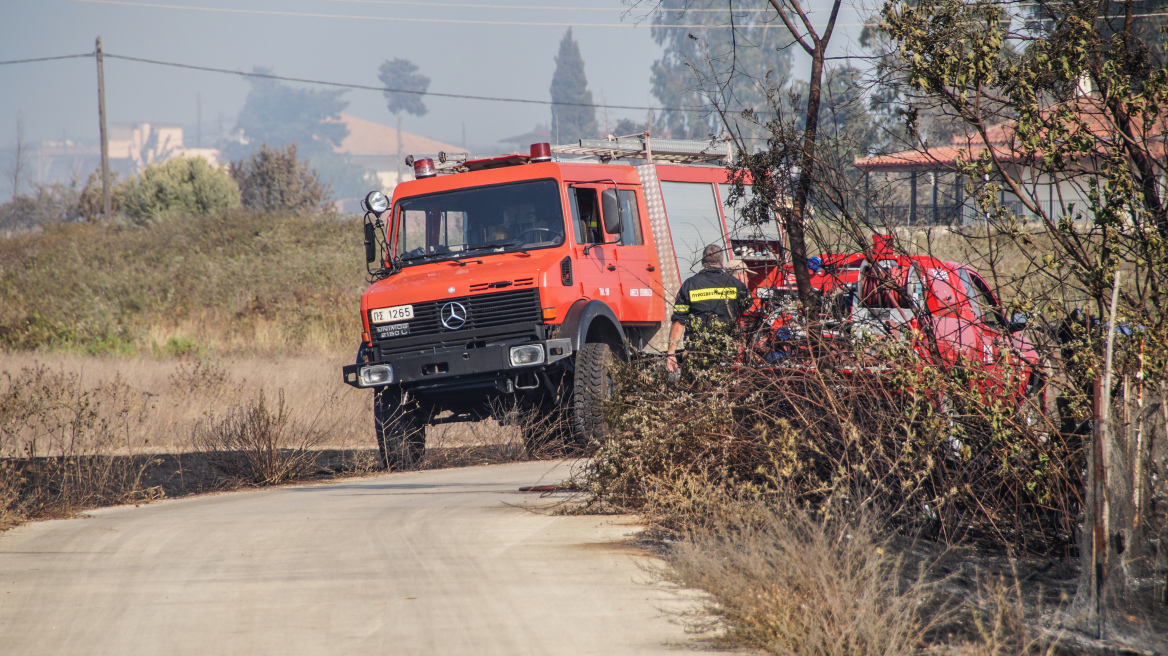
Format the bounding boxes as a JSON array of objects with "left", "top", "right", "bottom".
[
  {"left": 618, "top": 190, "right": 643, "bottom": 245},
  {"left": 569, "top": 188, "right": 602, "bottom": 244},
  {"left": 397, "top": 209, "right": 427, "bottom": 257}
]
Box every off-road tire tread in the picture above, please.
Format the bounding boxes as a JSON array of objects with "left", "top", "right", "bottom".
[
  {"left": 570, "top": 342, "right": 613, "bottom": 447},
  {"left": 374, "top": 388, "right": 426, "bottom": 470}
]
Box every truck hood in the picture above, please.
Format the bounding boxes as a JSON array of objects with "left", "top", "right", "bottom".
[{"left": 362, "top": 250, "right": 563, "bottom": 312}]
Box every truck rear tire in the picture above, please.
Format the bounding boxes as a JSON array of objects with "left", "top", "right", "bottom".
[
  {"left": 570, "top": 342, "right": 614, "bottom": 448},
  {"left": 373, "top": 388, "right": 426, "bottom": 470}
]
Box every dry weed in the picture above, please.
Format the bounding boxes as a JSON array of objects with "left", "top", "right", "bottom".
[
  {"left": 665, "top": 503, "right": 937, "bottom": 656},
  {"left": 0, "top": 364, "right": 159, "bottom": 527},
  {"left": 0, "top": 353, "right": 383, "bottom": 527},
  {"left": 0, "top": 352, "right": 370, "bottom": 452},
  {"left": 661, "top": 493, "right": 1071, "bottom": 656},
  {"left": 191, "top": 389, "right": 328, "bottom": 486}
]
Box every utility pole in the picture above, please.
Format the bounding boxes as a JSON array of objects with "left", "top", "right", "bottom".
[
  {"left": 96, "top": 36, "right": 111, "bottom": 219},
  {"left": 196, "top": 92, "right": 202, "bottom": 148}
]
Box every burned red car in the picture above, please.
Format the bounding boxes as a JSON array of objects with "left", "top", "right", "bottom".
[{"left": 744, "top": 235, "right": 1043, "bottom": 404}]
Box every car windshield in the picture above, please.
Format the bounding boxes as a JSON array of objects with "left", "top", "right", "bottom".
[{"left": 393, "top": 179, "right": 566, "bottom": 265}]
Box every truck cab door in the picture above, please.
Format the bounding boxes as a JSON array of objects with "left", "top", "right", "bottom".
[
  {"left": 611, "top": 188, "right": 662, "bottom": 322},
  {"left": 568, "top": 186, "right": 622, "bottom": 309}
]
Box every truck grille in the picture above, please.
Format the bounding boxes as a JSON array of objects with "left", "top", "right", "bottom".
[{"left": 372, "top": 289, "right": 543, "bottom": 356}]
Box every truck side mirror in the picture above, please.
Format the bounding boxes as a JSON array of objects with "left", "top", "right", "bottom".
[
  {"left": 601, "top": 188, "right": 622, "bottom": 235},
  {"left": 364, "top": 222, "right": 378, "bottom": 264}
]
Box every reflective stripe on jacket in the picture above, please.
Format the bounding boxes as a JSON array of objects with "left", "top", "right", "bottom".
[{"left": 671, "top": 267, "right": 749, "bottom": 325}]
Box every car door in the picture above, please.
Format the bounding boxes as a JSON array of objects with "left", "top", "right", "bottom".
[
  {"left": 923, "top": 263, "right": 976, "bottom": 365},
  {"left": 964, "top": 270, "right": 1026, "bottom": 395},
  {"left": 957, "top": 267, "right": 1004, "bottom": 373}
]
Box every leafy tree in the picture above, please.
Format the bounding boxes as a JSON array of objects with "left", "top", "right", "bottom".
[
  {"left": 229, "top": 68, "right": 348, "bottom": 160},
  {"left": 650, "top": 0, "right": 795, "bottom": 140},
  {"left": 877, "top": 0, "right": 1168, "bottom": 631},
  {"left": 119, "top": 156, "right": 240, "bottom": 224},
  {"left": 612, "top": 117, "right": 649, "bottom": 137},
  {"left": 228, "top": 68, "right": 371, "bottom": 199},
  {"left": 231, "top": 143, "right": 331, "bottom": 213},
  {"left": 549, "top": 29, "right": 598, "bottom": 143},
  {"left": 378, "top": 58, "right": 430, "bottom": 182}
]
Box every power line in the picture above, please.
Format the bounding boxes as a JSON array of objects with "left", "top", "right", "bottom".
[
  {"left": 101, "top": 52, "right": 704, "bottom": 112},
  {"left": 0, "top": 53, "right": 95, "bottom": 66},
  {"left": 316, "top": 0, "right": 778, "bottom": 11},
  {"left": 0, "top": 49, "right": 714, "bottom": 112},
  {"left": 69, "top": 0, "right": 873, "bottom": 28},
  {"left": 67, "top": 0, "right": 686, "bottom": 27}
]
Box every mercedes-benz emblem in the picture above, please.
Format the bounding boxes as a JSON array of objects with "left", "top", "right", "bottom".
[{"left": 440, "top": 301, "right": 468, "bottom": 330}]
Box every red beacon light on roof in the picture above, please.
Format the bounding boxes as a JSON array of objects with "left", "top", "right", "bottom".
[
  {"left": 413, "top": 157, "right": 437, "bottom": 179},
  {"left": 530, "top": 142, "right": 552, "bottom": 162}
]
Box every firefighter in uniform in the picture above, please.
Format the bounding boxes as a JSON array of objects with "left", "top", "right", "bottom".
[{"left": 665, "top": 244, "right": 750, "bottom": 375}]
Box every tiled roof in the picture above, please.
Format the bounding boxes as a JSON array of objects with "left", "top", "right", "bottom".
[
  {"left": 332, "top": 114, "right": 466, "bottom": 156},
  {"left": 854, "top": 94, "right": 1164, "bottom": 172}
]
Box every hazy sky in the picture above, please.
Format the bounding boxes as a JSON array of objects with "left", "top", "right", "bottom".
[{"left": 0, "top": 0, "right": 873, "bottom": 155}]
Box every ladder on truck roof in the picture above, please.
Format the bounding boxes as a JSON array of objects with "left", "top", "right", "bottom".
[
  {"left": 552, "top": 136, "right": 731, "bottom": 165},
  {"left": 424, "top": 136, "right": 732, "bottom": 174}
]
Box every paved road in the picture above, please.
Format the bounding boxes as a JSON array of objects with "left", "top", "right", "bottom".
[{"left": 0, "top": 461, "right": 708, "bottom": 655}]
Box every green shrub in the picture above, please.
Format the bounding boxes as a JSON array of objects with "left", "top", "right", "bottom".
[
  {"left": 78, "top": 169, "right": 122, "bottom": 222},
  {"left": 231, "top": 143, "right": 332, "bottom": 213},
  {"left": 119, "top": 157, "right": 240, "bottom": 224},
  {"left": 0, "top": 207, "right": 362, "bottom": 355},
  {"left": 157, "top": 336, "right": 201, "bottom": 359}
]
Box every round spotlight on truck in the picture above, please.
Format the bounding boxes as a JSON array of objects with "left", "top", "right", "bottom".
[
  {"left": 413, "top": 158, "right": 437, "bottom": 178},
  {"left": 529, "top": 142, "right": 552, "bottom": 162},
  {"left": 364, "top": 190, "right": 389, "bottom": 215}
]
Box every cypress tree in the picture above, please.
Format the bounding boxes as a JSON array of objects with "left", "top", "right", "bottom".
[{"left": 549, "top": 29, "right": 598, "bottom": 144}]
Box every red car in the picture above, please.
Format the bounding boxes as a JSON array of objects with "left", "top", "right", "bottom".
[{"left": 747, "top": 235, "right": 1043, "bottom": 405}]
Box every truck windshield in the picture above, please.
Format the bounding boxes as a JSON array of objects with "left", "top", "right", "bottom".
[{"left": 393, "top": 179, "right": 566, "bottom": 265}]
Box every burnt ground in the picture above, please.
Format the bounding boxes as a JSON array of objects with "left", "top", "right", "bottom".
[
  {"left": 135, "top": 444, "right": 534, "bottom": 498},
  {"left": 624, "top": 525, "right": 1168, "bottom": 655},
  {"left": 900, "top": 536, "right": 1167, "bottom": 655}
]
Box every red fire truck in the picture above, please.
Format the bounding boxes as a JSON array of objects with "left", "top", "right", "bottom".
[{"left": 342, "top": 138, "right": 778, "bottom": 468}]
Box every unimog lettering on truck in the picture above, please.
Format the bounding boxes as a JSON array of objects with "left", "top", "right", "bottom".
[{"left": 342, "top": 138, "right": 777, "bottom": 469}]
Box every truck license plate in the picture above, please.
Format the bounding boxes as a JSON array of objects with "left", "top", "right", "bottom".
[{"left": 371, "top": 304, "right": 414, "bottom": 323}]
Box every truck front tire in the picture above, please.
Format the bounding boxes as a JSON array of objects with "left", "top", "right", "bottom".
[
  {"left": 373, "top": 388, "right": 426, "bottom": 470},
  {"left": 570, "top": 342, "right": 614, "bottom": 448}
]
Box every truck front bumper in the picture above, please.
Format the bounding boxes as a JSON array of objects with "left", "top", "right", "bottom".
[{"left": 343, "top": 338, "right": 573, "bottom": 389}]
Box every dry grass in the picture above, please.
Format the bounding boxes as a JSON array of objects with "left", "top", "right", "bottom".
[
  {"left": 0, "top": 351, "right": 542, "bottom": 527},
  {"left": 0, "top": 351, "right": 369, "bottom": 453},
  {"left": 658, "top": 491, "right": 1073, "bottom": 656},
  {"left": 192, "top": 389, "right": 329, "bottom": 486},
  {"left": 666, "top": 505, "right": 936, "bottom": 656},
  {"left": 0, "top": 352, "right": 371, "bottom": 526}
]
